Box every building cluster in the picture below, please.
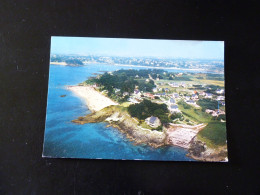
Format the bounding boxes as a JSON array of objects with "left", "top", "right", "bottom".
[{"left": 91, "top": 79, "right": 225, "bottom": 128}]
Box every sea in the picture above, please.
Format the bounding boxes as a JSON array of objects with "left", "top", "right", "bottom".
[{"left": 43, "top": 64, "right": 197, "bottom": 161}]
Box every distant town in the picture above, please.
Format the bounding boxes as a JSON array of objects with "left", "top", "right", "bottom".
[{"left": 50, "top": 54, "right": 224, "bottom": 74}]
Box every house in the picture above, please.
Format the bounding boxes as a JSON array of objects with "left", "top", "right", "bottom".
[
  {"left": 156, "top": 78, "right": 160, "bottom": 81},
  {"left": 127, "top": 98, "right": 139, "bottom": 104},
  {"left": 217, "top": 96, "right": 225, "bottom": 101},
  {"left": 220, "top": 101, "right": 225, "bottom": 106},
  {"left": 123, "top": 92, "right": 129, "bottom": 96},
  {"left": 172, "top": 93, "right": 179, "bottom": 98},
  {"left": 114, "top": 88, "right": 121, "bottom": 93},
  {"left": 152, "top": 87, "right": 158, "bottom": 93},
  {"left": 169, "top": 98, "right": 175, "bottom": 104},
  {"left": 180, "top": 82, "right": 186, "bottom": 87},
  {"left": 135, "top": 75, "right": 139, "bottom": 78},
  {"left": 134, "top": 89, "right": 142, "bottom": 97},
  {"left": 165, "top": 88, "right": 170, "bottom": 92},
  {"left": 155, "top": 92, "right": 166, "bottom": 97},
  {"left": 205, "top": 109, "right": 214, "bottom": 114},
  {"left": 185, "top": 96, "right": 190, "bottom": 101},
  {"left": 199, "top": 91, "right": 206, "bottom": 96},
  {"left": 216, "top": 89, "right": 225, "bottom": 94},
  {"left": 169, "top": 83, "right": 179, "bottom": 88},
  {"left": 205, "top": 93, "right": 213, "bottom": 98},
  {"left": 169, "top": 104, "right": 180, "bottom": 113},
  {"left": 186, "top": 100, "right": 196, "bottom": 105},
  {"left": 191, "top": 94, "right": 198, "bottom": 100},
  {"left": 144, "top": 93, "right": 155, "bottom": 99},
  {"left": 145, "top": 116, "right": 161, "bottom": 128},
  {"left": 146, "top": 79, "right": 150, "bottom": 82}
]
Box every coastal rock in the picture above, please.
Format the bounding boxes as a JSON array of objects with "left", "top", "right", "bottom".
[
  {"left": 72, "top": 105, "right": 167, "bottom": 148},
  {"left": 187, "top": 137, "right": 228, "bottom": 162}
]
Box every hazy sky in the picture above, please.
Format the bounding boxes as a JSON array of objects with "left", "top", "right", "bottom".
[{"left": 51, "top": 36, "right": 224, "bottom": 60}]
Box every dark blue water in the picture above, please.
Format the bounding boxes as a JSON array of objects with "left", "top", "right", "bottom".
[{"left": 43, "top": 64, "right": 195, "bottom": 161}]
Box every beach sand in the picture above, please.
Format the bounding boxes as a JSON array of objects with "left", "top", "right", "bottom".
[{"left": 67, "top": 85, "right": 118, "bottom": 112}]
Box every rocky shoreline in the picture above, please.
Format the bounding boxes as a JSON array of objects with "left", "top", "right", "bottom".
[
  {"left": 187, "top": 137, "right": 228, "bottom": 162},
  {"left": 72, "top": 105, "right": 167, "bottom": 148},
  {"left": 72, "top": 105, "right": 227, "bottom": 162}
]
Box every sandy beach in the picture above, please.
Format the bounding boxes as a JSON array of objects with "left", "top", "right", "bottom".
[
  {"left": 67, "top": 85, "right": 118, "bottom": 112},
  {"left": 50, "top": 62, "right": 68, "bottom": 66}
]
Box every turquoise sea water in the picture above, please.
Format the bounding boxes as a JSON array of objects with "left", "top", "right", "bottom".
[{"left": 43, "top": 64, "right": 195, "bottom": 161}]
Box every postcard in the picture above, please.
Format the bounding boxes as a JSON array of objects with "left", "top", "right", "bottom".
[{"left": 43, "top": 36, "right": 227, "bottom": 162}]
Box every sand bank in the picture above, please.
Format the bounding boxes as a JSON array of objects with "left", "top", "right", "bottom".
[
  {"left": 67, "top": 85, "right": 118, "bottom": 112},
  {"left": 50, "top": 62, "right": 67, "bottom": 65}
]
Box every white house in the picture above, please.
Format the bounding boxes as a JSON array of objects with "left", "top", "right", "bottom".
[
  {"left": 216, "top": 89, "right": 225, "bottom": 94},
  {"left": 169, "top": 104, "right": 180, "bottom": 113},
  {"left": 172, "top": 93, "right": 179, "bottom": 98},
  {"left": 186, "top": 100, "right": 196, "bottom": 105},
  {"left": 169, "top": 98, "right": 175, "bottom": 104},
  {"left": 152, "top": 87, "right": 158, "bottom": 93},
  {"left": 185, "top": 96, "right": 190, "bottom": 101},
  {"left": 169, "top": 83, "right": 179, "bottom": 88},
  {"left": 205, "top": 93, "right": 213, "bottom": 98},
  {"left": 217, "top": 96, "right": 225, "bottom": 101},
  {"left": 145, "top": 116, "right": 161, "bottom": 128},
  {"left": 123, "top": 92, "right": 129, "bottom": 96},
  {"left": 191, "top": 94, "right": 198, "bottom": 100}
]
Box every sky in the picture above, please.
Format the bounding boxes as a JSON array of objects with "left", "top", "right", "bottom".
[{"left": 51, "top": 36, "right": 224, "bottom": 60}]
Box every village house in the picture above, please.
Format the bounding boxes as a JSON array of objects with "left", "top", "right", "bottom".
[
  {"left": 180, "top": 82, "right": 186, "bottom": 87},
  {"left": 217, "top": 96, "right": 225, "bottom": 101},
  {"left": 186, "top": 100, "right": 196, "bottom": 105},
  {"left": 144, "top": 93, "right": 155, "bottom": 99},
  {"left": 198, "top": 91, "right": 206, "bottom": 96},
  {"left": 155, "top": 92, "right": 166, "bottom": 97},
  {"left": 205, "top": 109, "right": 214, "bottom": 114},
  {"left": 191, "top": 94, "right": 198, "bottom": 100},
  {"left": 205, "top": 93, "right": 213, "bottom": 98},
  {"left": 152, "top": 87, "right": 158, "bottom": 93},
  {"left": 114, "top": 88, "right": 120, "bottom": 93},
  {"left": 134, "top": 89, "right": 142, "bottom": 97},
  {"left": 169, "top": 98, "right": 175, "bottom": 104},
  {"left": 165, "top": 88, "right": 170, "bottom": 93},
  {"left": 172, "top": 93, "right": 179, "bottom": 98},
  {"left": 123, "top": 92, "right": 129, "bottom": 96},
  {"left": 216, "top": 89, "right": 225, "bottom": 94},
  {"left": 169, "top": 82, "right": 179, "bottom": 88},
  {"left": 127, "top": 97, "right": 139, "bottom": 104},
  {"left": 185, "top": 96, "right": 190, "bottom": 101},
  {"left": 145, "top": 116, "right": 161, "bottom": 128},
  {"left": 169, "top": 104, "right": 180, "bottom": 113}
]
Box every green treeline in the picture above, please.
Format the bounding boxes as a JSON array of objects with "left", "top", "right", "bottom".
[
  {"left": 65, "top": 59, "right": 83, "bottom": 65},
  {"left": 86, "top": 69, "right": 161, "bottom": 98},
  {"left": 128, "top": 99, "right": 170, "bottom": 124}
]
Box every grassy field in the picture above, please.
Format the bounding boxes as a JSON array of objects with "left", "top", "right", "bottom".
[
  {"left": 177, "top": 101, "right": 212, "bottom": 123},
  {"left": 197, "top": 122, "right": 227, "bottom": 148},
  {"left": 177, "top": 101, "right": 227, "bottom": 148},
  {"left": 192, "top": 78, "right": 224, "bottom": 87}
]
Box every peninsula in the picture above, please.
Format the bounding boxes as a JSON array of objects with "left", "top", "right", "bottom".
[{"left": 68, "top": 69, "right": 228, "bottom": 162}]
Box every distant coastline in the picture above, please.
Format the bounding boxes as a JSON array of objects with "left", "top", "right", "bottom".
[{"left": 50, "top": 61, "right": 224, "bottom": 74}]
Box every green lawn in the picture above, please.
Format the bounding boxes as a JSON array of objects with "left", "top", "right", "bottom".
[
  {"left": 177, "top": 100, "right": 227, "bottom": 148},
  {"left": 198, "top": 122, "right": 227, "bottom": 148}
]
